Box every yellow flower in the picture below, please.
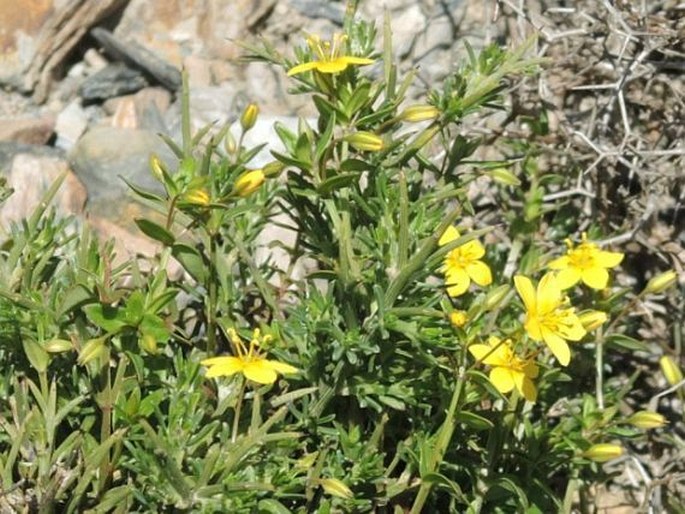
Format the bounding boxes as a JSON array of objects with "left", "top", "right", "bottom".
[
  {"left": 549, "top": 232, "right": 623, "bottom": 289},
  {"left": 548, "top": 233, "right": 624, "bottom": 290},
  {"left": 233, "top": 169, "right": 265, "bottom": 197},
  {"left": 449, "top": 310, "right": 468, "bottom": 328},
  {"left": 201, "top": 328, "right": 297, "bottom": 385},
  {"left": 514, "top": 273, "right": 586, "bottom": 366},
  {"left": 469, "top": 336, "right": 539, "bottom": 402},
  {"left": 287, "top": 33, "right": 374, "bottom": 76},
  {"left": 439, "top": 226, "right": 492, "bottom": 297},
  {"left": 582, "top": 443, "right": 623, "bottom": 462}
]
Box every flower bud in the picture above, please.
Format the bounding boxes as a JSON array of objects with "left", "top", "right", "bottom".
[
  {"left": 181, "top": 188, "right": 210, "bottom": 206},
  {"left": 449, "top": 310, "right": 468, "bottom": 328},
  {"left": 582, "top": 443, "right": 623, "bottom": 462},
  {"left": 262, "top": 161, "right": 285, "bottom": 178},
  {"left": 319, "top": 478, "right": 353, "bottom": 499},
  {"left": 659, "top": 355, "right": 683, "bottom": 387},
  {"left": 344, "top": 131, "right": 384, "bottom": 152},
  {"left": 233, "top": 169, "right": 265, "bottom": 197},
  {"left": 139, "top": 333, "right": 158, "bottom": 355},
  {"left": 150, "top": 154, "right": 167, "bottom": 182},
  {"left": 487, "top": 168, "right": 521, "bottom": 187},
  {"left": 409, "top": 125, "right": 440, "bottom": 151},
  {"left": 484, "top": 284, "right": 511, "bottom": 310},
  {"left": 626, "top": 411, "right": 667, "bottom": 430},
  {"left": 578, "top": 310, "right": 608, "bottom": 332},
  {"left": 224, "top": 130, "right": 237, "bottom": 154},
  {"left": 44, "top": 338, "right": 73, "bottom": 353},
  {"left": 399, "top": 104, "right": 439, "bottom": 122},
  {"left": 240, "top": 103, "right": 259, "bottom": 132},
  {"left": 643, "top": 270, "right": 677, "bottom": 294}
]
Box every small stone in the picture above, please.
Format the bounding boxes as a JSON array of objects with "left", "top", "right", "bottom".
[
  {"left": 80, "top": 63, "right": 149, "bottom": 101},
  {"left": 0, "top": 114, "right": 55, "bottom": 145},
  {"left": 110, "top": 97, "right": 138, "bottom": 129},
  {"left": 55, "top": 100, "right": 88, "bottom": 151}
]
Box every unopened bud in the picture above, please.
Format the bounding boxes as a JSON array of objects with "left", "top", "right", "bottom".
[
  {"left": 181, "top": 188, "right": 210, "bottom": 206},
  {"left": 488, "top": 168, "right": 521, "bottom": 187},
  {"left": 484, "top": 284, "right": 511, "bottom": 310},
  {"left": 319, "top": 478, "right": 353, "bottom": 499},
  {"left": 44, "top": 338, "right": 72, "bottom": 353},
  {"left": 449, "top": 310, "right": 468, "bottom": 328},
  {"left": 224, "top": 131, "right": 237, "bottom": 154},
  {"left": 626, "top": 411, "right": 667, "bottom": 430},
  {"left": 150, "top": 154, "right": 167, "bottom": 182},
  {"left": 233, "top": 169, "right": 265, "bottom": 197},
  {"left": 78, "top": 337, "right": 106, "bottom": 366},
  {"left": 644, "top": 270, "right": 677, "bottom": 294},
  {"left": 659, "top": 355, "right": 683, "bottom": 387},
  {"left": 263, "top": 161, "right": 285, "bottom": 178},
  {"left": 240, "top": 103, "right": 259, "bottom": 132},
  {"left": 344, "top": 131, "right": 384, "bottom": 152},
  {"left": 399, "top": 105, "right": 439, "bottom": 122},
  {"left": 582, "top": 443, "right": 623, "bottom": 462},
  {"left": 139, "top": 333, "right": 158, "bottom": 355},
  {"left": 578, "top": 310, "right": 608, "bottom": 332}
]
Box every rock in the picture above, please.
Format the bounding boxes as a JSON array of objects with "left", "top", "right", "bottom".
[
  {"left": 55, "top": 100, "right": 88, "bottom": 151},
  {"left": 68, "top": 126, "right": 174, "bottom": 205},
  {"left": 79, "top": 63, "right": 149, "bottom": 101},
  {"left": 0, "top": 0, "right": 56, "bottom": 87},
  {"left": 0, "top": 113, "right": 55, "bottom": 145},
  {"left": 110, "top": 97, "right": 138, "bottom": 129},
  {"left": 103, "top": 87, "right": 171, "bottom": 132},
  {"left": 90, "top": 27, "right": 182, "bottom": 91},
  {"left": 289, "top": 0, "right": 345, "bottom": 25},
  {"left": 0, "top": 152, "right": 87, "bottom": 226}
]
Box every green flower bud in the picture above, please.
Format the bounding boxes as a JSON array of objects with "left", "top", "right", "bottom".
[
  {"left": 582, "top": 443, "right": 623, "bottom": 462},
  {"left": 626, "top": 411, "right": 667, "bottom": 430},
  {"left": 344, "top": 131, "right": 384, "bottom": 152},
  {"left": 240, "top": 103, "right": 259, "bottom": 132},
  {"left": 644, "top": 270, "right": 678, "bottom": 294},
  {"left": 659, "top": 355, "right": 683, "bottom": 386},
  {"left": 399, "top": 104, "right": 439, "bottom": 122},
  {"left": 233, "top": 169, "right": 265, "bottom": 197}
]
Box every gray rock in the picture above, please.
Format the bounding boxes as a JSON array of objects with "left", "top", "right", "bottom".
[
  {"left": 55, "top": 100, "right": 89, "bottom": 151},
  {"left": 91, "top": 27, "right": 182, "bottom": 91},
  {"left": 80, "top": 63, "right": 149, "bottom": 101},
  {"left": 289, "top": 0, "right": 345, "bottom": 25},
  {"left": 68, "top": 127, "right": 174, "bottom": 206}
]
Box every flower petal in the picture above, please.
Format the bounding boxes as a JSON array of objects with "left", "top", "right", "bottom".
[
  {"left": 540, "top": 327, "right": 571, "bottom": 366},
  {"left": 468, "top": 344, "right": 491, "bottom": 361},
  {"left": 315, "top": 59, "right": 351, "bottom": 74},
  {"left": 466, "top": 260, "right": 492, "bottom": 286},
  {"left": 537, "top": 273, "right": 562, "bottom": 314},
  {"left": 524, "top": 316, "right": 544, "bottom": 341},
  {"left": 490, "top": 367, "right": 516, "bottom": 394},
  {"left": 581, "top": 267, "right": 609, "bottom": 289},
  {"left": 524, "top": 360, "right": 540, "bottom": 379},
  {"left": 439, "top": 226, "right": 460, "bottom": 246},
  {"left": 339, "top": 56, "right": 375, "bottom": 66},
  {"left": 461, "top": 239, "right": 485, "bottom": 260},
  {"left": 287, "top": 61, "right": 320, "bottom": 76},
  {"left": 243, "top": 360, "right": 279, "bottom": 384},
  {"left": 204, "top": 357, "right": 244, "bottom": 378},
  {"left": 519, "top": 376, "right": 538, "bottom": 402},
  {"left": 548, "top": 255, "right": 570, "bottom": 270},
  {"left": 558, "top": 311, "right": 586, "bottom": 341},
  {"left": 514, "top": 275, "right": 536, "bottom": 313},
  {"left": 555, "top": 267, "right": 582, "bottom": 289},
  {"left": 265, "top": 360, "right": 298, "bottom": 375},
  {"left": 445, "top": 268, "right": 470, "bottom": 297},
  {"left": 595, "top": 250, "right": 624, "bottom": 268}
]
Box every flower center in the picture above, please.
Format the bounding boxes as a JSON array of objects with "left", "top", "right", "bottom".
[{"left": 568, "top": 244, "right": 597, "bottom": 269}]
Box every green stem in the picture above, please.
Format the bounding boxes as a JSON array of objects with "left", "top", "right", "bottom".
[
  {"left": 232, "top": 379, "right": 247, "bottom": 443},
  {"left": 206, "top": 233, "right": 218, "bottom": 354},
  {"left": 410, "top": 367, "right": 466, "bottom": 514}
]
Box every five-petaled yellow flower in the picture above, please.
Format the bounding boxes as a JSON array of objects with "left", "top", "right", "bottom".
[
  {"left": 439, "top": 226, "right": 492, "bottom": 297},
  {"left": 514, "top": 273, "right": 586, "bottom": 366},
  {"left": 287, "top": 33, "right": 374, "bottom": 76},
  {"left": 548, "top": 233, "right": 623, "bottom": 290},
  {"left": 201, "top": 328, "right": 297, "bottom": 385},
  {"left": 469, "top": 336, "right": 539, "bottom": 402}
]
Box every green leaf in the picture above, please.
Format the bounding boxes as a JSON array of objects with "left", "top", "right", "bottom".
[
  {"left": 258, "top": 499, "right": 292, "bottom": 514},
  {"left": 605, "top": 334, "right": 651, "bottom": 353},
  {"left": 139, "top": 313, "right": 171, "bottom": 342},
  {"left": 317, "top": 173, "right": 360, "bottom": 196},
  {"left": 134, "top": 218, "right": 175, "bottom": 246},
  {"left": 84, "top": 304, "right": 127, "bottom": 333},
  {"left": 172, "top": 243, "right": 207, "bottom": 282},
  {"left": 457, "top": 411, "right": 494, "bottom": 430},
  {"left": 423, "top": 472, "right": 468, "bottom": 503},
  {"left": 58, "top": 284, "right": 93, "bottom": 316},
  {"left": 22, "top": 338, "right": 49, "bottom": 373}
]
